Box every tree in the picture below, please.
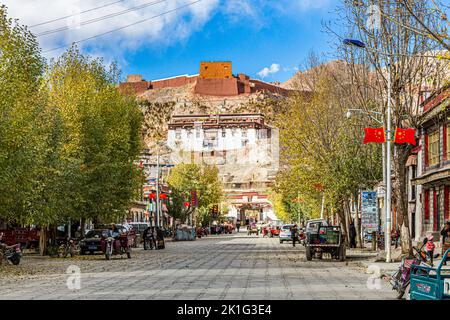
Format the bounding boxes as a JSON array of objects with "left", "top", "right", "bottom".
[
  {"left": 0, "top": 5, "right": 49, "bottom": 226},
  {"left": 273, "top": 54, "right": 383, "bottom": 246},
  {"left": 398, "top": 0, "right": 450, "bottom": 54},
  {"left": 166, "top": 163, "right": 223, "bottom": 224},
  {"left": 46, "top": 46, "right": 143, "bottom": 233},
  {"left": 331, "top": 0, "right": 450, "bottom": 254}
]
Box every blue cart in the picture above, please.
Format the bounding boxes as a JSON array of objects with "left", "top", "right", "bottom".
[{"left": 410, "top": 248, "right": 450, "bottom": 300}]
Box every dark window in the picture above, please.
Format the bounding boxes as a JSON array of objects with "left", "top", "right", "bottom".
[{"left": 411, "top": 166, "right": 416, "bottom": 200}]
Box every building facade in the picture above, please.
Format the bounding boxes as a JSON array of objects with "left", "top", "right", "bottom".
[
  {"left": 167, "top": 113, "right": 279, "bottom": 224},
  {"left": 412, "top": 84, "right": 450, "bottom": 241}
]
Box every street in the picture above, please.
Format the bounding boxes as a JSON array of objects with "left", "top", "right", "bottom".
[{"left": 0, "top": 232, "right": 396, "bottom": 300}]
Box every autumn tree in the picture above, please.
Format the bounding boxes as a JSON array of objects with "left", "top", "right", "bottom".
[
  {"left": 273, "top": 54, "right": 383, "bottom": 245},
  {"left": 46, "top": 46, "right": 143, "bottom": 234},
  {"left": 0, "top": 5, "right": 49, "bottom": 226},
  {"left": 166, "top": 163, "right": 223, "bottom": 225}
]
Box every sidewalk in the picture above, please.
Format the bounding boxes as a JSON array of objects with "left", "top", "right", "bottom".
[{"left": 357, "top": 256, "right": 449, "bottom": 273}]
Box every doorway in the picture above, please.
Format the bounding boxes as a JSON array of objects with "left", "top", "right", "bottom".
[{"left": 436, "top": 194, "right": 441, "bottom": 232}]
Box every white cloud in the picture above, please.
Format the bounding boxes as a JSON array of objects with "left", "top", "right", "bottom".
[
  {"left": 1, "top": 0, "right": 220, "bottom": 60},
  {"left": 257, "top": 63, "right": 280, "bottom": 78},
  {"left": 0, "top": 0, "right": 331, "bottom": 74}
]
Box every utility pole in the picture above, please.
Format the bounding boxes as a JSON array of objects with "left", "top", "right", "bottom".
[
  {"left": 156, "top": 147, "right": 160, "bottom": 228},
  {"left": 386, "top": 59, "right": 392, "bottom": 263}
]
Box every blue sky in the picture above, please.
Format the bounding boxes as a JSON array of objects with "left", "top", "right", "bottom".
[{"left": 3, "top": 0, "right": 340, "bottom": 83}]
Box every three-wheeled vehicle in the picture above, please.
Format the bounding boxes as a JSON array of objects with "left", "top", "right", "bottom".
[
  {"left": 410, "top": 248, "right": 450, "bottom": 300},
  {"left": 304, "top": 219, "right": 346, "bottom": 261}
]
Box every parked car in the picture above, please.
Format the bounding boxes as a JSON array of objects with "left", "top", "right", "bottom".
[
  {"left": 279, "top": 224, "right": 294, "bottom": 243},
  {"left": 79, "top": 229, "right": 109, "bottom": 255}
]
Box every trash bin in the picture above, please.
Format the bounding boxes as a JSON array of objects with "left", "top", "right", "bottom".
[{"left": 174, "top": 227, "right": 196, "bottom": 241}]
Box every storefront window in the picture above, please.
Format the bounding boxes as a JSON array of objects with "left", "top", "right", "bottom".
[
  {"left": 446, "top": 124, "right": 450, "bottom": 160},
  {"left": 428, "top": 130, "right": 440, "bottom": 166}
]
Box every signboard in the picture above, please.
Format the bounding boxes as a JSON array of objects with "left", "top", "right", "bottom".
[{"left": 361, "top": 191, "right": 378, "bottom": 232}]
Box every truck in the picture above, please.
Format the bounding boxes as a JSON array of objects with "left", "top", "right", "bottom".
[{"left": 304, "top": 219, "right": 346, "bottom": 261}]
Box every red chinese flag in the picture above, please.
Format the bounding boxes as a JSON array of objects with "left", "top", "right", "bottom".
[
  {"left": 394, "top": 128, "right": 416, "bottom": 145},
  {"left": 184, "top": 201, "right": 190, "bottom": 207},
  {"left": 363, "top": 127, "right": 386, "bottom": 144}
]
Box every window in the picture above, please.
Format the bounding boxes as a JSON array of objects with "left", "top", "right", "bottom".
[
  {"left": 428, "top": 130, "right": 440, "bottom": 166},
  {"left": 175, "top": 129, "right": 181, "bottom": 139},
  {"left": 446, "top": 124, "right": 450, "bottom": 160},
  {"left": 411, "top": 167, "right": 416, "bottom": 200},
  {"left": 424, "top": 189, "right": 430, "bottom": 221},
  {"left": 196, "top": 129, "right": 201, "bottom": 138}
]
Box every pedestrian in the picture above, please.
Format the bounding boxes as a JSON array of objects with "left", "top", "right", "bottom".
[
  {"left": 426, "top": 234, "right": 436, "bottom": 266},
  {"left": 236, "top": 220, "right": 241, "bottom": 232},
  {"left": 349, "top": 220, "right": 357, "bottom": 248},
  {"left": 441, "top": 221, "right": 450, "bottom": 265},
  {"left": 291, "top": 224, "right": 298, "bottom": 247}
]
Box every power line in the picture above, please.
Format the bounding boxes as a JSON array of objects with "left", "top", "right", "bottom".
[
  {"left": 30, "top": 0, "right": 126, "bottom": 28},
  {"left": 43, "top": 0, "right": 202, "bottom": 53},
  {"left": 37, "top": 0, "right": 167, "bottom": 37}
]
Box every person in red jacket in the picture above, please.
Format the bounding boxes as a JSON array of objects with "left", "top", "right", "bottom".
[{"left": 426, "top": 234, "right": 436, "bottom": 266}]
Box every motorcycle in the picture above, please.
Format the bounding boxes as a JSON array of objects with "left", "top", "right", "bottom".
[
  {"left": 383, "top": 237, "right": 439, "bottom": 299},
  {"left": 0, "top": 232, "right": 22, "bottom": 265},
  {"left": 58, "top": 237, "right": 79, "bottom": 258},
  {"left": 103, "top": 236, "right": 131, "bottom": 260},
  {"left": 0, "top": 243, "right": 22, "bottom": 265},
  {"left": 143, "top": 231, "right": 156, "bottom": 250}
]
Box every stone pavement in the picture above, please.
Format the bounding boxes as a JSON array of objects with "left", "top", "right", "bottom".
[{"left": 0, "top": 232, "right": 397, "bottom": 300}]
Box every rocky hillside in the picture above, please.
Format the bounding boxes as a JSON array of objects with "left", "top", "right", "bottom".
[{"left": 137, "top": 83, "right": 288, "bottom": 150}]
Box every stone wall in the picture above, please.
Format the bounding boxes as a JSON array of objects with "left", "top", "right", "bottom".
[{"left": 195, "top": 78, "right": 239, "bottom": 96}]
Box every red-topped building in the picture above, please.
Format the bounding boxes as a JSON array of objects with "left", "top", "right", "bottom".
[
  {"left": 411, "top": 84, "right": 450, "bottom": 241},
  {"left": 118, "top": 61, "right": 290, "bottom": 97}
]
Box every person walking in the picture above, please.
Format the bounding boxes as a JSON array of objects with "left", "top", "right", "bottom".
[
  {"left": 349, "top": 220, "right": 357, "bottom": 248},
  {"left": 291, "top": 224, "right": 298, "bottom": 247},
  {"left": 236, "top": 220, "right": 241, "bottom": 232}
]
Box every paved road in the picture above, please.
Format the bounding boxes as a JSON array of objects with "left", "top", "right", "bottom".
[{"left": 0, "top": 232, "right": 396, "bottom": 300}]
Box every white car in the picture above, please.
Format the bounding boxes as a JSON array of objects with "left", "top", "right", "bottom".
[{"left": 279, "top": 224, "right": 294, "bottom": 243}]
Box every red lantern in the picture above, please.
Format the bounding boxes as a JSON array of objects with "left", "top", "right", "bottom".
[
  {"left": 159, "top": 193, "right": 167, "bottom": 199},
  {"left": 149, "top": 193, "right": 156, "bottom": 199},
  {"left": 184, "top": 201, "right": 190, "bottom": 207}
]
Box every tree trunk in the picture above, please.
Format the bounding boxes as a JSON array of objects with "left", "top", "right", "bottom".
[
  {"left": 343, "top": 199, "right": 351, "bottom": 246},
  {"left": 80, "top": 217, "right": 86, "bottom": 238},
  {"left": 39, "top": 226, "right": 47, "bottom": 256},
  {"left": 354, "top": 192, "right": 363, "bottom": 248},
  {"left": 337, "top": 204, "right": 348, "bottom": 246},
  {"left": 395, "top": 145, "right": 413, "bottom": 255}
]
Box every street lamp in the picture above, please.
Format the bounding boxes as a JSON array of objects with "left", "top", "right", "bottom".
[{"left": 344, "top": 38, "right": 393, "bottom": 263}]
